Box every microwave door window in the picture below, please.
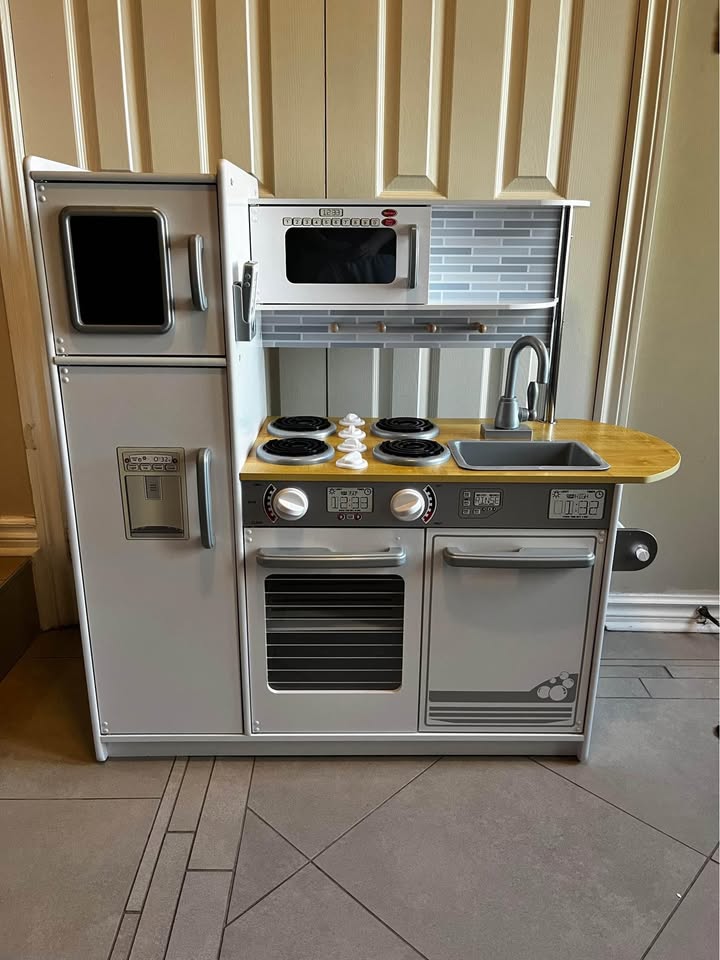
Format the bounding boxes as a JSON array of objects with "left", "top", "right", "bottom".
[
  {"left": 285, "top": 227, "right": 397, "bottom": 284},
  {"left": 61, "top": 208, "right": 173, "bottom": 333}
]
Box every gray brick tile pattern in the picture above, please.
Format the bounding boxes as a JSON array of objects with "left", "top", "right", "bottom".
[
  {"left": 597, "top": 677, "right": 650, "bottom": 697},
  {"left": 128, "top": 833, "right": 193, "bottom": 960},
  {"left": 164, "top": 870, "right": 232, "bottom": 960},
  {"left": 189, "top": 759, "right": 252, "bottom": 869},
  {"left": 642, "top": 677, "right": 719, "bottom": 699},
  {"left": 168, "top": 758, "right": 213, "bottom": 832},
  {"left": 108, "top": 914, "right": 139, "bottom": 960},
  {"left": 126, "top": 758, "right": 187, "bottom": 911}
]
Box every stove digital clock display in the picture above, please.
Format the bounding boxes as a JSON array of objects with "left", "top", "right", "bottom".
[
  {"left": 327, "top": 487, "right": 373, "bottom": 513},
  {"left": 475, "top": 492, "right": 502, "bottom": 507}
]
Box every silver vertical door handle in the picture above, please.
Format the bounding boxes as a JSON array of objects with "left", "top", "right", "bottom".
[
  {"left": 197, "top": 448, "right": 215, "bottom": 548},
  {"left": 407, "top": 225, "right": 418, "bottom": 289},
  {"left": 188, "top": 235, "right": 208, "bottom": 311}
]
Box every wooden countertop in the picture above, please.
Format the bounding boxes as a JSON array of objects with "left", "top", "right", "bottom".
[{"left": 240, "top": 418, "right": 680, "bottom": 484}]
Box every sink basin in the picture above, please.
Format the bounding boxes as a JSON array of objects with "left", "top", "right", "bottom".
[{"left": 448, "top": 440, "right": 609, "bottom": 471}]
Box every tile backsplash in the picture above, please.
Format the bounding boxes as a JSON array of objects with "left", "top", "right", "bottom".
[
  {"left": 260, "top": 206, "right": 560, "bottom": 349},
  {"left": 428, "top": 206, "right": 560, "bottom": 303}
]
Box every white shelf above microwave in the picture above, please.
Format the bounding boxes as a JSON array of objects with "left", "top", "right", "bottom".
[{"left": 258, "top": 299, "right": 559, "bottom": 313}]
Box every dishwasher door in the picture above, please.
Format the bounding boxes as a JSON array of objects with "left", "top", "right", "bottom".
[
  {"left": 244, "top": 528, "right": 424, "bottom": 734},
  {"left": 422, "top": 530, "right": 604, "bottom": 732}
]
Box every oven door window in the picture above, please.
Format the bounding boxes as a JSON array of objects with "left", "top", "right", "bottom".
[
  {"left": 285, "top": 227, "right": 397, "bottom": 284},
  {"left": 265, "top": 574, "right": 404, "bottom": 690},
  {"left": 60, "top": 207, "right": 173, "bottom": 333}
]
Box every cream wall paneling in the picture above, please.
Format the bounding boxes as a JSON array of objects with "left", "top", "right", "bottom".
[
  {"left": 9, "top": 0, "right": 324, "bottom": 189},
  {"left": 325, "top": 0, "right": 585, "bottom": 201}
]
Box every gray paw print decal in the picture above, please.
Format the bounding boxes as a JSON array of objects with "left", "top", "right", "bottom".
[{"left": 534, "top": 671, "right": 577, "bottom": 702}]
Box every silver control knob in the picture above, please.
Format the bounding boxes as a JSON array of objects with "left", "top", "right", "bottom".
[
  {"left": 390, "top": 488, "right": 426, "bottom": 522},
  {"left": 272, "top": 487, "right": 309, "bottom": 521},
  {"left": 635, "top": 545, "right": 651, "bottom": 563}
]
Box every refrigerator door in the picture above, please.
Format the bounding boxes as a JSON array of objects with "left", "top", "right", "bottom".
[{"left": 60, "top": 366, "right": 242, "bottom": 734}]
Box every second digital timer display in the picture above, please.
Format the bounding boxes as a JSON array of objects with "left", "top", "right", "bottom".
[{"left": 327, "top": 487, "right": 374, "bottom": 513}]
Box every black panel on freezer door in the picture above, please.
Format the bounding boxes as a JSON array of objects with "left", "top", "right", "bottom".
[{"left": 60, "top": 208, "right": 173, "bottom": 332}]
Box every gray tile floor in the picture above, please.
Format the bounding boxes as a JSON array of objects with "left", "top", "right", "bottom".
[{"left": 0, "top": 628, "right": 717, "bottom": 960}]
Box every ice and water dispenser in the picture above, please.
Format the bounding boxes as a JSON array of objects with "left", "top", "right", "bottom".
[{"left": 117, "top": 448, "right": 188, "bottom": 539}]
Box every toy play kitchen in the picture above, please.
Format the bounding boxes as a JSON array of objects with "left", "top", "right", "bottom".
[{"left": 24, "top": 157, "right": 679, "bottom": 762}]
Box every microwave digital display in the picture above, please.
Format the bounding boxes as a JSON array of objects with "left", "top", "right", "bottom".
[{"left": 285, "top": 227, "right": 397, "bottom": 285}]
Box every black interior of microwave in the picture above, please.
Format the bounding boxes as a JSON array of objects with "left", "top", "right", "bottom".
[
  {"left": 62, "top": 210, "right": 171, "bottom": 329},
  {"left": 285, "top": 227, "right": 396, "bottom": 284}
]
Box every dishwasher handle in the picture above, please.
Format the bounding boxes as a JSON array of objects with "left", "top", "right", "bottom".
[
  {"left": 442, "top": 545, "right": 595, "bottom": 569},
  {"left": 256, "top": 546, "right": 407, "bottom": 568},
  {"left": 196, "top": 448, "right": 215, "bottom": 549}
]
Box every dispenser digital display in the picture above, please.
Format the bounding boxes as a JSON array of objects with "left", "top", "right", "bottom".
[{"left": 327, "top": 487, "right": 374, "bottom": 513}]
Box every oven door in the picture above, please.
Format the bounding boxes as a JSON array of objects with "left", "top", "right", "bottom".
[
  {"left": 244, "top": 528, "right": 424, "bottom": 733},
  {"left": 36, "top": 181, "right": 224, "bottom": 356},
  {"left": 250, "top": 205, "right": 430, "bottom": 304}
]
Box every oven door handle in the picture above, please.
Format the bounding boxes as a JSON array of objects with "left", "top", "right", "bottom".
[
  {"left": 442, "top": 546, "right": 595, "bottom": 569},
  {"left": 188, "top": 234, "right": 208, "bottom": 312},
  {"left": 256, "top": 546, "right": 407, "bottom": 568},
  {"left": 197, "top": 448, "right": 215, "bottom": 548},
  {"left": 407, "top": 225, "right": 418, "bottom": 289}
]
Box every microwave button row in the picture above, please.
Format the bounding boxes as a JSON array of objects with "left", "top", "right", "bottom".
[{"left": 282, "top": 217, "right": 381, "bottom": 227}]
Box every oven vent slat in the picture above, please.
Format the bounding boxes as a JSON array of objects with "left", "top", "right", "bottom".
[{"left": 265, "top": 575, "right": 404, "bottom": 691}]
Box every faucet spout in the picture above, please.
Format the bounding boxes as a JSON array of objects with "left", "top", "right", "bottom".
[
  {"left": 504, "top": 335, "right": 550, "bottom": 398},
  {"left": 492, "top": 335, "right": 550, "bottom": 431}
]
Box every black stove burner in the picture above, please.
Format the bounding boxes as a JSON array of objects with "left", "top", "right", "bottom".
[
  {"left": 262, "top": 437, "right": 330, "bottom": 458},
  {"left": 377, "top": 438, "right": 446, "bottom": 459},
  {"left": 374, "top": 417, "right": 437, "bottom": 435},
  {"left": 257, "top": 435, "right": 335, "bottom": 465},
  {"left": 271, "top": 416, "right": 333, "bottom": 433}
]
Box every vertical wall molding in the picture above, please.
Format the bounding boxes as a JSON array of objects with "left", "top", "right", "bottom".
[
  {"left": 0, "top": 0, "right": 76, "bottom": 626},
  {"left": 498, "top": 0, "right": 582, "bottom": 198},
  {"left": 216, "top": 0, "right": 273, "bottom": 193},
  {"left": 594, "top": 0, "right": 680, "bottom": 425},
  {"left": 118, "top": 0, "right": 152, "bottom": 171}
]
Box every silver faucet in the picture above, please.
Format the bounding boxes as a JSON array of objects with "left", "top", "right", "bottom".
[{"left": 493, "top": 335, "right": 550, "bottom": 430}]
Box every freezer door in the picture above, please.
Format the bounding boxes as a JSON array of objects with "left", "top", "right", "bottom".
[
  {"left": 244, "top": 528, "right": 424, "bottom": 733},
  {"left": 61, "top": 367, "right": 242, "bottom": 734},
  {"left": 423, "top": 531, "right": 603, "bottom": 731},
  {"left": 37, "top": 182, "right": 224, "bottom": 356}
]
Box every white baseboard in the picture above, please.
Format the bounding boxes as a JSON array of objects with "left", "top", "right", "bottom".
[
  {"left": 0, "top": 515, "right": 39, "bottom": 556},
  {"left": 607, "top": 592, "right": 720, "bottom": 632}
]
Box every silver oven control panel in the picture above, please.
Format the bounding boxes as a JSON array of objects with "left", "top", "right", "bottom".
[{"left": 548, "top": 489, "right": 606, "bottom": 520}]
